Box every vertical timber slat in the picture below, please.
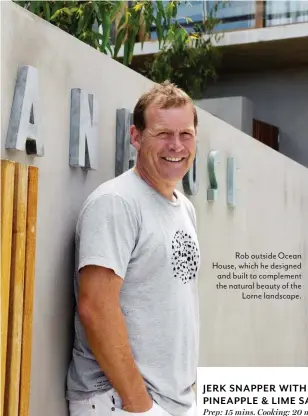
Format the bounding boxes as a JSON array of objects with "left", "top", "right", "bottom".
[
  {"left": 1, "top": 160, "right": 16, "bottom": 415},
  {"left": 255, "top": 0, "right": 265, "bottom": 28},
  {"left": 5, "top": 163, "right": 29, "bottom": 416},
  {"left": 19, "top": 167, "right": 39, "bottom": 416}
]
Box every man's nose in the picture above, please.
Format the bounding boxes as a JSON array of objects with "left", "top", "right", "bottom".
[{"left": 168, "top": 134, "right": 184, "bottom": 152}]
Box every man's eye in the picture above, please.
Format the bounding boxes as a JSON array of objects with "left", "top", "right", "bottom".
[{"left": 181, "top": 132, "right": 192, "bottom": 138}]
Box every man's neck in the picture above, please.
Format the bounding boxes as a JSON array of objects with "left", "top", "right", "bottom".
[{"left": 133, "top": 166, "right": 176, "bottom": 202}]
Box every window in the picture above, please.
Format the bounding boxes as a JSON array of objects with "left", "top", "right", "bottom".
[
  {"left": 265, "top": 0, "right": 308, "bottom": 26},
  {"left": 149, "top": 1, "right": 204, "bottom": 40},
  {"left": 207, "top": 1, "right": 256, "bottom": 31}
]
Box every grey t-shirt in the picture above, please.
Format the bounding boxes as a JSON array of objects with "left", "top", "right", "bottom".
[{"left": 67, "top": 169, "right": 200, "bottom": 416}]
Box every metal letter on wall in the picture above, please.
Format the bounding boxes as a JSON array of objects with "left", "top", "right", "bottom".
[
  {"left": 115, "top": 109, "right": 136, "bottom": 177},
  {"left": 227, "top": 156, "right": 236, "bottom": 207},
  {"left": 182, "top": 146, "right": 199, "bottom": 195},
  {"left": 207, "top": 150, "right": 219, "bottom": 201},
  {"left": 6, "top": 66, "right": 44, "bottom": 156},
  {"left": 70, "top": 89, "right": 98, "bottom": 170}
]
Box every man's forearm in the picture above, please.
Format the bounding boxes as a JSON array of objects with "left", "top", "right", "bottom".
[{"left": 80, "top": 301, "right": 152, "bottom": 411}]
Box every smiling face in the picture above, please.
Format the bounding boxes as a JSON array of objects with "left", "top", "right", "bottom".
[{"left": 131, "top": 103, "right": 197, "bottom": 192}]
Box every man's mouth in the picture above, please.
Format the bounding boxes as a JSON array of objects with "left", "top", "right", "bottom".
[{"left": 162, "top": 157, "right": 185, "bottom": 163}]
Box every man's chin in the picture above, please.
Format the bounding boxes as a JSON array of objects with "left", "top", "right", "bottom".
[
  {"left": 160, "top": 171, "right": 188, "bottom": 183},
  {"left": 157, "top": 162, "right": 191, "bottom": 183}
]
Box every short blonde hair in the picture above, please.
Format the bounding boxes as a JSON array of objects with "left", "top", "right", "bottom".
[{"left": 133, "top": 81, "right": 198, "bottom": 131}]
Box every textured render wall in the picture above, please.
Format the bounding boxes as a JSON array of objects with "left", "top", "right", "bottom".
[
  {"left": 1, "top": 3, "right": 308, "bottom": 416},
  {"left": 195, "top": 97, "right": 253, "bottom": 136},
  {"left": 204, "top": 67, "right": 308, "bottom": 168}
]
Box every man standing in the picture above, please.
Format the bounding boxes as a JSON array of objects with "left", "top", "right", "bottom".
[{"left": 67, "top": 81, "right": 200, "bottom": 416}]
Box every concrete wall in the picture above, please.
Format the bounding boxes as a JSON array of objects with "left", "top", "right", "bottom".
[
  {"left": 204, "top": 67, "right": 308, "bottom": 168},
  {"left": 1, "top": 3, "right": 308, "bottom": 416},
  {"left": 195, "top": 96, "right": 253, "bottom": 136}
]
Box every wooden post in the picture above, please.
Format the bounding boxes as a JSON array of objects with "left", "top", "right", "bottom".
[
  {"left": 4, "top": 163, "right": 29, "bottom": 416},
  {"left": 1, "top": 160, "right": 16, "bottom": 415},
  {"left": 255, "top": 0, "right": 265, "bottom": 28},
  {"left": 19, "top": 166, "right": 39, "bottom": 416}
]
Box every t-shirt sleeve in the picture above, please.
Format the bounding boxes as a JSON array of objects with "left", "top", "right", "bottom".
[
  {"left": 77, "top": 194, "right": 139, "bottom": 279},
  {"left": 192, "top": 205, "right": 197, "bottom": 230},
  {"left": 187, "top": 199, "right": 197, "bottom": 230}
]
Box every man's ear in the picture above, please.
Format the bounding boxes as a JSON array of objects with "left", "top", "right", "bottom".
[{"left": 130, "top": 125, "right": 142, "bottom": 151}]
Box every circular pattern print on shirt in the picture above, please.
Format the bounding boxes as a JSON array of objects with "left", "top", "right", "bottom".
[{"left": 171, "top": 230, "right": 199, "bottom": 284}]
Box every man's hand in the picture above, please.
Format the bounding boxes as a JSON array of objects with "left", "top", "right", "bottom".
[
  {"left": 78, "top": 265, "right": 151, "bottom": 411},
  {"left": 122, "top": 392, "right": 153, "bottom": 413}
]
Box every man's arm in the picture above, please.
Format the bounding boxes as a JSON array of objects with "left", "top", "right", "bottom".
[{"left": 78, "top": 265, "right": 152, "bottom": 412}]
